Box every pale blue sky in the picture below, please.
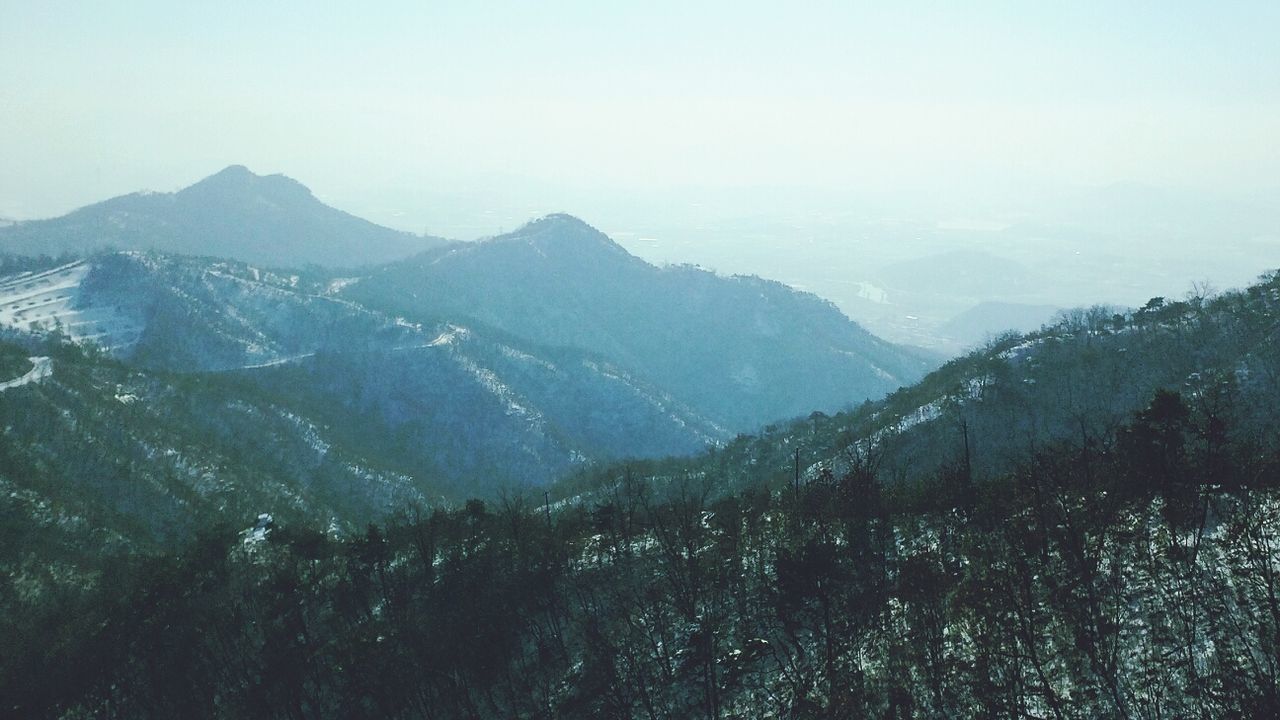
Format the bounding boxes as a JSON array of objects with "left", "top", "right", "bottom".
[{"left": 2, "top": 1, "right": 1278, "bottom": 234}]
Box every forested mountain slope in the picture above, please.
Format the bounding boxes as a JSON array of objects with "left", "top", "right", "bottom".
[
  {"left": 0, "top": 251, "right": 726, "bottom": 497},
  {"left": 0, "top": 338, "right": 428, "bottom": 598},
  {"left": 7, "top": 271, "right": 1280, "bottom": 718},
  {"left": 346, "top": 214, "right": 936, "bottom": 432},
  {"left": 0, "top": 230, "right": 936, "bottom": 509},
  {"left": 556, "top": 278, "right": 1280, "bottom": 506},
  {"left": 1, "top": 205, "right": 937, "bottom": 450}
]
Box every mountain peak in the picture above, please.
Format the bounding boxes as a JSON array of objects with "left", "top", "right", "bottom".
[
  {"left": 213, "top": 164, "right": 254, "bottom": 178},
  {"left": 502, "top": 213, "right": 635, "bottom": 260},
  {"left": 0, "top": 166, "right": 446, "bottom": 267},
  {"left": 179, "top": 165, "right": 312, "bottom": 201},
  {"left": 531, "top": 213, "right": 594, "bottom": 230},
  {"left": 193, "top": 164, "right": 261, "bottom": 188}
]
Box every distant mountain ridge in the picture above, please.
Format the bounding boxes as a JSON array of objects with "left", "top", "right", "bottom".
[
  {"left": 938, "top": 300, "right": 1062, "bottom": 350},
  {"left": 0, "top": 197, "right": 938, "bottom": 509},
  {"left": 347, "top": 214, "right": 938, "bottom": 432},
  {"left": 0, "top": 165, "right": 447, "bottom": 268}
]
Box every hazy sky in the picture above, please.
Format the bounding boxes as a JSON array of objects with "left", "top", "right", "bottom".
[{"left": 2, "top": 1, "right": 1279, "bottom": 235}]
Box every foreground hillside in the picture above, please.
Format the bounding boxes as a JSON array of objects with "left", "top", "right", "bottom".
[
  {"left": 13, "top": 432, "right": 1276, "bottom": 719},
  {"left": 6, "top": 271, "right": 1280, "bottom": 718}
]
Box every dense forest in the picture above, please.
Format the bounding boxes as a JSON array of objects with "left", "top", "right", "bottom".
[
  {"left": 4, "top": 271, "right": 1280, "bottom": 718},
  {"left": 5, "top": 386, "right": 1279, "bottom": 718}
]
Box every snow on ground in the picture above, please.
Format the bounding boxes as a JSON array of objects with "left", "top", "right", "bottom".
[
  {"left": 325, "top": 277, "right": 361, "bottom": 294},
  {"left": 998, "top": 337, "right": 1041, "bottom": 361},
  {"left": 427, "top": 326, "right": 468, "bottom": 347},
  {"left": 836, "top": 351, "right": 898, "bottom": 383},
  {"left": 236, "top": 352, "right": 317, "bottom": 370},
  {"left": 0, "top": 261, "right": 144, "bottom": 352},
  {"left": 0, "top": 262, "right": 90, "bottom": 330},
  {"left": 0, "top": 356, "right": 52, "bottom": 391},
  {"left": 277, "top": 410, "right": 331, "bottom": 458},
  {"left": 498, "top": 343, "right": 557, "bottom": 370},
  {"left": 456, "top": 355, "right": 546, "bottom": 430},
  {"left": 809, "top": 373, "right": 993, "bottom": 482}
]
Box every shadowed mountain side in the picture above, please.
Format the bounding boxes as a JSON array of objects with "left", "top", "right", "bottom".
[{"left": 346, "top": 214, "right": 937, "bottom": 432}]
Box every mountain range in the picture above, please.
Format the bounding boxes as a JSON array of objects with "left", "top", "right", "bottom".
[
  {"left": 0, "top": 167, "right": 938, "bottom": 542},
  {"left": 0, "top": 165, "right": 447, "bottom": 268},
  {"left": 346, "top": 213, "right": 935, "bottom": 430},
  {"left": 2, "top": 165, "right": 1279, "bottom": 718},
  {"left": 6, "top": 245, "right": 1279, "bottom": 718}
]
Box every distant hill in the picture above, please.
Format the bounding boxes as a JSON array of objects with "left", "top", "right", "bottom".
[
  {"left": 0, "top": 166, "right": 447, "bottom": 268},
  {"left": 937, "top": 300, "right": 1062, "bottom": 350},
  {"left": 346, "top": 214, "right": 937, "bottom": 432}
]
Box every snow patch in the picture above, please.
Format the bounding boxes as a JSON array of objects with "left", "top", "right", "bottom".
[
  {"left": 0, "top": 356, "right": 51, "bottom": 391},
  {"left": 499, "top": 343, "right": 556, "bottom": 370},
  {"left": 427, "top": 325, "right": 469, "bottom": 347},
  {"left": 325, "top": 277, "right": 361, "bottom": 294},
  {"left": 243, "top": 513, "right": 274, "bottom": 545}
]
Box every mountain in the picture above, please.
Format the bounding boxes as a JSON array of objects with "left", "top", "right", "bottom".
[
  {"left": 0, "top": 166, "right": 447, "bottom": 267},
  {"left": 844, "top": 250, "right": 1050, "bottom": 353},
  {"left": 346, "top": 214, "right": 937, "bottom": 432},
  {"left": 0, "top": 213, "right": 939, "bottom": 609},
  {"left": 936, "top": 300, "right": 1062, "bottom": 350},
  {"left": 0, "top": 251, "right": 727, "bottom": 498},
  {"left": 0, "top": 339, "right": 430, "bottom": 551},
  {"left": 558, "top": 272, "right": 1280, "bottom": 510},
  {"left": 0, "top": 315, "right": 724, "bottom": 552},
  {"left": 0, "top": 190, "right": 933, "bottom": 435},
  {"left": 7, "top": 269, "right": 1280, "bottom": 718}
]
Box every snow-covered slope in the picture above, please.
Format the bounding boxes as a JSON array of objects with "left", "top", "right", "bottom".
[{"left": 0, "top": 261, "right": 144, "bottom": 352}]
